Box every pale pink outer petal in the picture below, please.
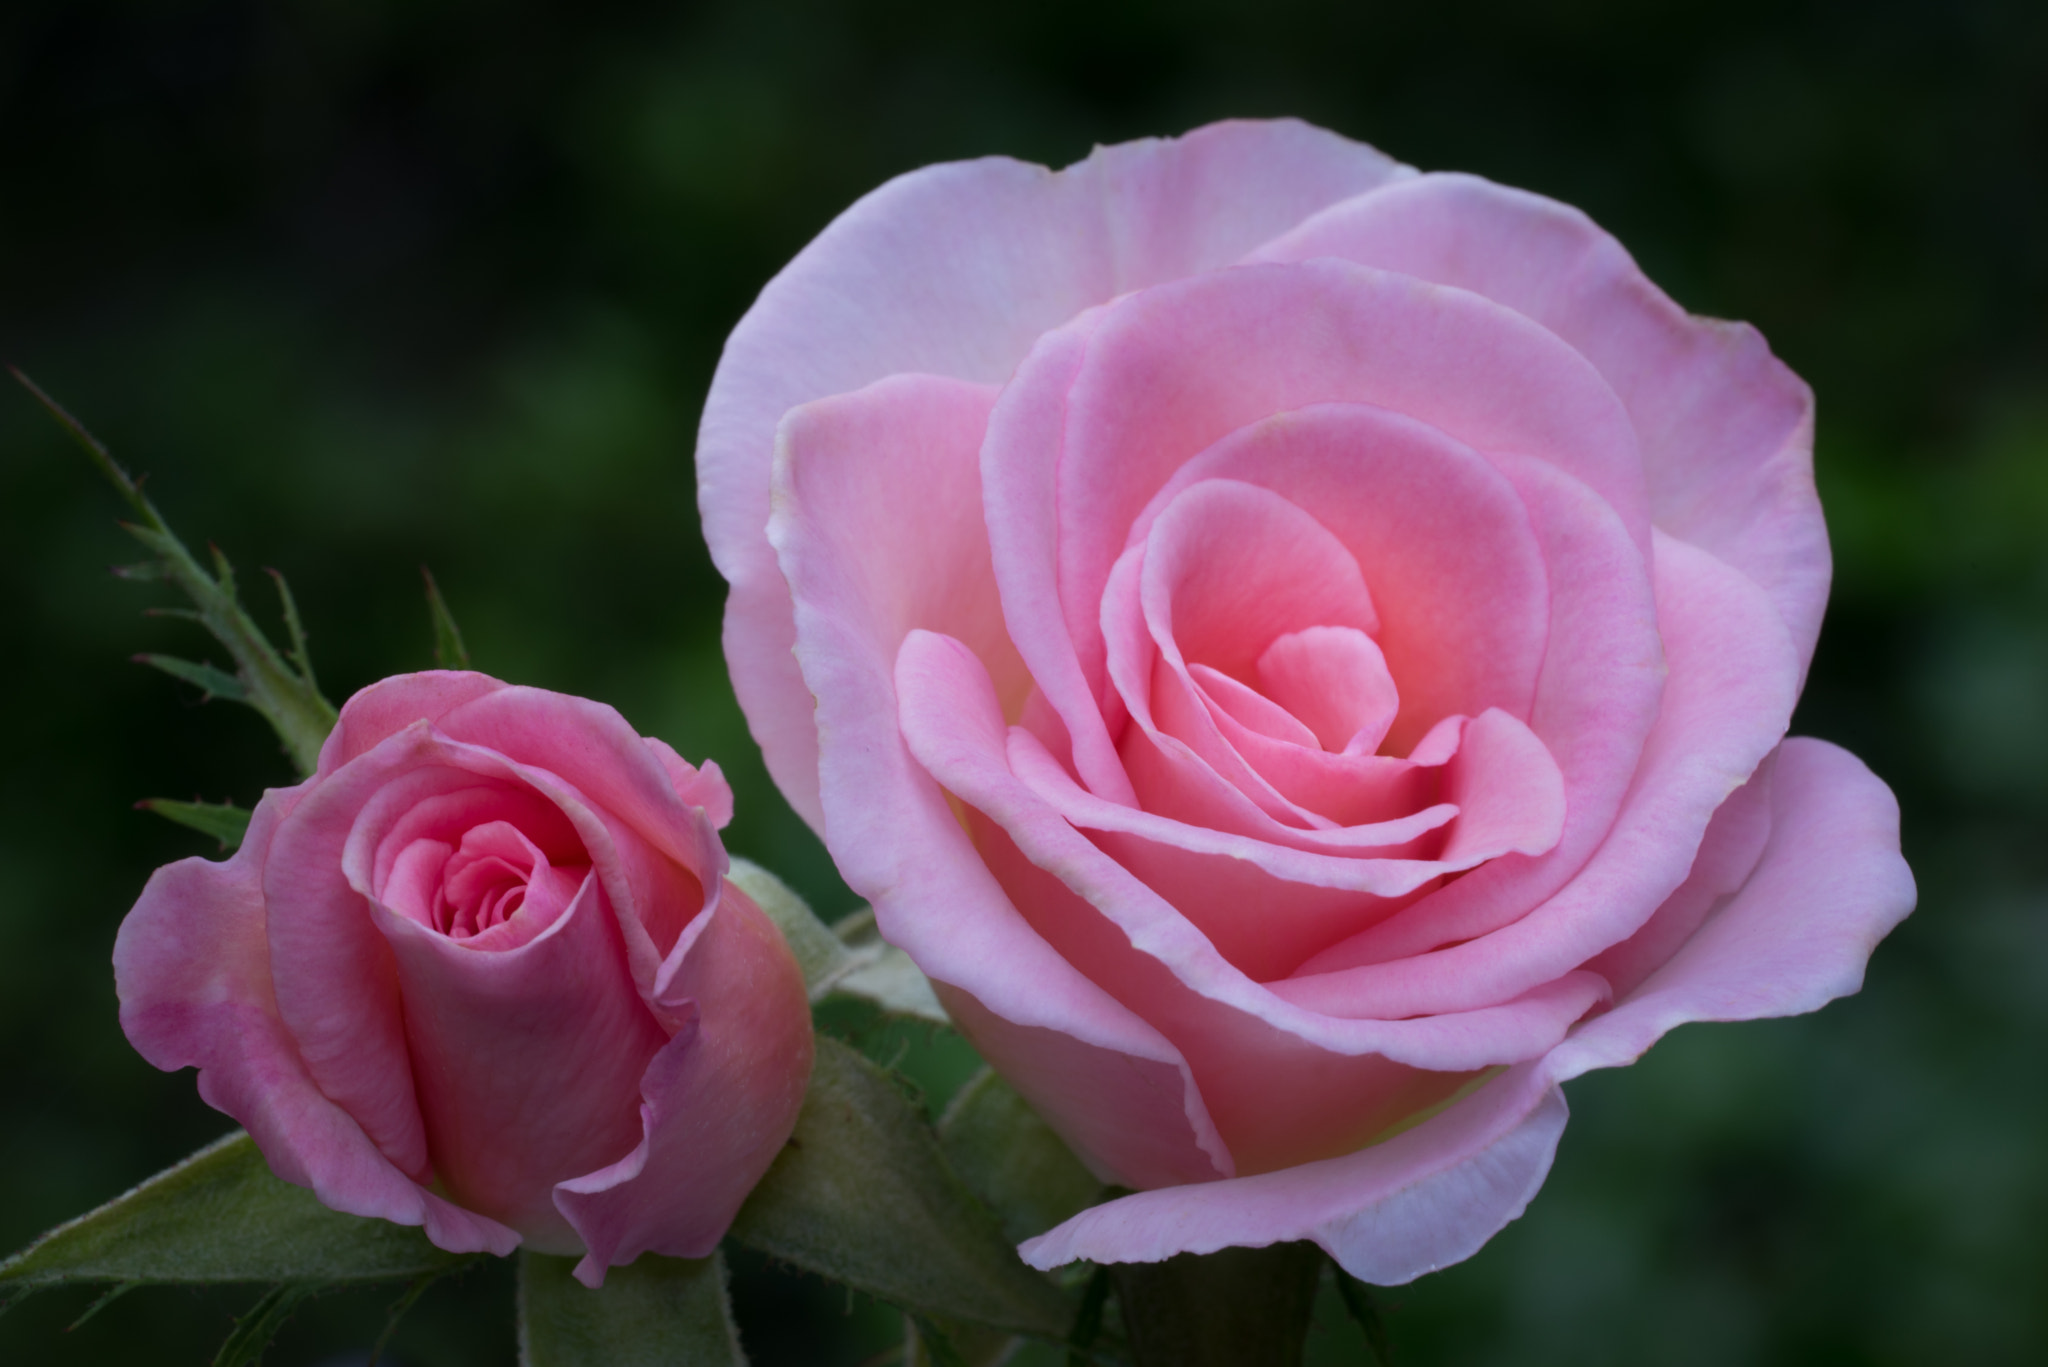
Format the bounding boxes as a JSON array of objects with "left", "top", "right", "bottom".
[
  {"left": 769, "top": 373, "right": 1231, "bottom": 1189},
  {"left": 113, "top": 788, "right": 520, "bottom": 1257},
  {"left": 1021, "top": 737, "right": 1913, "bottom": 1282},
  {"left": 1250, "top": 172, "right": 1828, "bottom": 669},
  {"left": 555, "top": 880, "right": 813, "bottom": 1287},
  {"left": 703, "top": 120, "right": 1411, "bottom": 827},
  {"left": 1019, "top": 1064, "right": 1567, "bottom": 1282},
  {"left": 1547, "top": 737, "right": 1915, "bottom": 1080}
]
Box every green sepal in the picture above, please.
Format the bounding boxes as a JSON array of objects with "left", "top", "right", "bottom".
[
  {"left": 13, "top": 368, "right": 338, "bottom": 776},
  {"left": 139, "top": 798, "right": 253, "bottom": 850},
  {"left": 939, "top": 1068, "right": 1102, "bottom": 1245},
  {"left": 0, "top": 1130, "right": 473, "bottom": 1299},
  {"left": 729, "top": 1037, "right": 1073, "bottom": 1340},
  {"left": 727, "top": 860, "right": 946, "bottom": 1024},
  {"left": 422, "top": 567, "right": 472, "bottom": 670},
  {"left": 518, "top": 1249, "right": 746, "bottom": 1367},
  {"left": 212, "top": 1282, "right": 320, "bottom": 1367},
  {"left": 135, "top": 653, "right": 250, "bottom": 703}
]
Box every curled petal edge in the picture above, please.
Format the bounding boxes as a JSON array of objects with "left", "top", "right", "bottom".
[{"left": 1020, "top": 736, "right": 1913, "bottom": 1283}]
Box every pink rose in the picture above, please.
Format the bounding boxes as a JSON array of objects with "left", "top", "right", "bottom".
[
  {"left": 699, "top": 119, "right": 1916, "bottom": 1280},
  {"left": 115, "top": 672, "right": 812, "bottom": 1286}
]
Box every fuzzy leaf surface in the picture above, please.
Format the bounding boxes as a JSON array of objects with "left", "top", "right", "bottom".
[
  {"left": 939, "top": 1069, "right": 1102, "bottom": 1246},
  {"left": 728, "top": 1038, "right": 1072, "bottom": 1339},
  {"left": 0, "top": 1131, "right": 470, "bottom": 1294},
  {"left": 519, "top": 1250, "right": 746, "bottom": 1367}
]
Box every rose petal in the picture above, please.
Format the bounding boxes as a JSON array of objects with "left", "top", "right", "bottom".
[
  {"left": 317, "top": 671, "right": 506, "bottom": 775},
  {"left": 900, "top": 629, "right": 1608, "bottom": 1176},
  {"left": 643, "top": 738, "right": 735, "bottom": 829},
  {"left": 1288, "top": 531, "right": 1798, "bottom": 1013},
  {"left": 1250, "top": 171, "right": 1826, "bottom": 669},
  {"left": 556, "top": 880, "right": 813, "bottom": 1286},
  {"left": 114, "top": 788, "right": 519, "bottom": 1257},
  {"left": 769, "top": 376, "right": 1233, "bottom": 1189},
  {"left": 705, "top": 120, "right": 1409, "bottom": 826},
  {"left": 981, "top": 261, "right": 1645, "bottom": 760},
  {"left": 770, "top": 373, "right": 1025, "bottom": 712},
  {"left": 1125, "top": 402, "right": 1555, "bottom": 755},
  {"left": 1282, "top": 454, "right": 1665, "bottom": 975},
  {"left": 1257, "top": 626, "right": 1401, "bottom": 755},
  {"left": 1548, "top": 737, "right": 1916, "bottom": 1081},
  {"left": 368, "top": 870, "right": 667, "bottom": 1247},
  {"left": 1018, "top": 1064, "right": 1565, "bottom": 1286}
]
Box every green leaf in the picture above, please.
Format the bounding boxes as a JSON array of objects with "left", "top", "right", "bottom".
[
  {"left": 135, "top": 653, "right": 250, "bottom": 703},
  {"left": 728, "top": 1037, "right": 1073, "bottom": 1340},
  {"left": 939, "top": 1069, "right": 1102, "bottom": 1245},
  {"left": 518, "top": 1250, "right": 746, "bottom": 1367},
  {"left": 422, "top": 567, "right": 472, "bottom": 670},
  {"left": 265, "top": 567, "right": 321, "bottom": 695},
  {"left": 727, "top": 860, "right": 948, "bottom": 1025},
  {"left": 0, "top": 1130, "right": 473, "bottom": 1297},
  {"left": 13, "top": 368, "right": 338, "bottom": 776},
  {"left": 213, "top": 1283, "right": 319, "bottom": 1367},
  {"left": 1109, "top": 1242, "right": 1324, "bottom": 1367},
  {"left": 139, "top": 798, "right": 252, "bottom": 850}
]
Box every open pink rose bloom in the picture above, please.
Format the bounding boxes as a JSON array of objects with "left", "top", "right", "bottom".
[
  {"left": 701, "top": 119, "right": 1917, "bottom": 1280},
  {"left": 115, "top": 673, "right": 812, "bottom": 1285}
]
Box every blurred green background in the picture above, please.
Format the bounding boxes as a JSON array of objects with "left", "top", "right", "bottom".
[{"left": 2, "top": 0, "right": 2044, "bottom": 1362}]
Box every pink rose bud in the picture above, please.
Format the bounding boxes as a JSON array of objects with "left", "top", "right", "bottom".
[
  {"left": 701, "top": 120, "right": 1916, "bottom": 1282},
  {"left": 114, "top": 672, "right": 813, "bottom": 1287}
]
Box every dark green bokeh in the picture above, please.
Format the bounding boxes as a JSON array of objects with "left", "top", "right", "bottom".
[{"left": 3, "top": 1, "right": 2043, "bottom": 1362}]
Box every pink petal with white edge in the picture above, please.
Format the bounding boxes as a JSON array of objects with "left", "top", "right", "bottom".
[
  {"left": 1250, "top": 172, "right": 1827, "bottom": 670},
  {"left": 1549, "top": 737, "right": 1915, "bottom": 1081},
  {"left": 1020, "top": 738, "right": 1911, "bottom": 1281},
  {"left": 703, "top": 120, "right": 1410, "bottom": 827},
  {"left": 1019, "top": 1064, "right": 1565, "bottom": 1284},
  {"left": 770, "top": 375, "right": 1231, "bottom": 1190},
  {"left": 114, "top": 788, "right": 519, "bottom": 1257},
  {"left": 556, "top": 880, "right": 813, "bottom": 1287}
]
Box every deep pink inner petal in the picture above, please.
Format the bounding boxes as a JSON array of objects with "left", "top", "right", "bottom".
[
  {"left": 1257, "top": 626, "right": 1399, "bottom": 755},
  {"left": 1127, "top": 404, "right": 1550, "bottom": 755},
  {"left": 1188, "top": 664, "right": 1320, "bottom": 749},
  {"left": 1140, "top": 478, "right": 1378, "bottom": 682}
]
